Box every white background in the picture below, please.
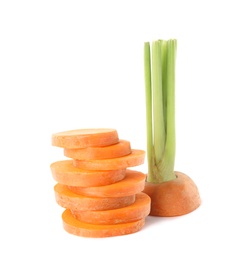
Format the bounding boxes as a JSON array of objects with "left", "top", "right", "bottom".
[{"left": 1, "top": 0, "right": 251, "bottom": 259}]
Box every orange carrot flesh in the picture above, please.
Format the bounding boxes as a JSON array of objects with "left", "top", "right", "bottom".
[
  {"left": 143, "top": 171, "right": 201, "bottom": 216},
  {"left": 68, "top": 169, "right": 146, "bottom": 197},
  {"left": 54, "top": 183, "right": 136, "bottom": 211},
  {"left": 62, "top": 209, "right": 146, "bottom": 238},
  {"left": 71, "top": 192, "right": 151, "bottom": 225},
  {"left": 52, "top": 128, "right": 119, "bottom": 149},
  {"left": 64, "top": 139, "right": 132, "bottom": 160},
  {"left": 50, "top": 160, "right": 126, "bottom": 187},
  {"left": 73, "top": 149, "right": 145, "bottom": 170}
]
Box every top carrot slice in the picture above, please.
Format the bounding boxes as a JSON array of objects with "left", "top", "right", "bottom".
[
  {"left": 64, "top": 139, "right": 132, "bottom": 160},
  {"left": 52, "top": 128, "right": 119, "bottom": 149}
]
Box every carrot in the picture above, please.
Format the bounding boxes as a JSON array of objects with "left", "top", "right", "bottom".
[
  {"left": 71, "top": 192, "right": 151, "bottom": 225},
  {"left": 54, "top": 183, "right": 136, "bottom": 211},
  {"left": 52, "top": 128, "right": 119, "bottom": 149},
  {"left": 73, "top": 149, "right": 145, "bottom": 170},
  {"left": 143, "top": 171, "right": 201, "bottom": 216},
  {"left": 64, "top": 139, "right": 132, "bottom": 160},
  {"left": 68, "top": 169, "right": 146, "bottom": 197},
  {"left": 50, "top": 160, "right": 126, "bottom": 187},
  {"left": 143, "top": 39, "right": 201, "bottom": 216},
  {"left": 62, "top": 209, "right": 146, "bottom": 238}
]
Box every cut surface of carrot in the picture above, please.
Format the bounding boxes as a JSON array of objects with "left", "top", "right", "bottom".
[
  {"left": 62, "top": 209, "right": 146, "bottom": 238},
  {"left": 73, "top": 149, "right": 145, "bottom": 170},
  {"left": 52, "top": 128, "right": 119, "bottom": 149},
  {"left": 71, "top": 192, "right": 151, "bottom": 225},
  {"left": 143, "top": 171, "right": 201, "bottom": 216},
  {"left": 68, "top": 169, "right": 146, "bottom": 197},
  {"left": 54, "top": 183, "right": 136, "bottom": 211},
  {"left": 64, "top": 139, "right": 132, "bottom": 160},
  {"left": 50, "top": 160, "right": 126, "bottom": 187}
]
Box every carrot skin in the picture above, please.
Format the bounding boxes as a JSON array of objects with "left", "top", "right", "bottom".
[{"left": 143, "top": 171, "right": 201, "bottom": 216}]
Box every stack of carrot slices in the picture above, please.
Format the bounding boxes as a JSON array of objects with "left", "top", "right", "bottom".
[{"left": 50, "top": 128, "right": 151, "bottom": 238}]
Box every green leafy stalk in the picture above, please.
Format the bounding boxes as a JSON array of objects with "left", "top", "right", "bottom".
[
  {"left": 144, "top": 42, "right": 153, "bottom": 178},
  {"left": 144, "top": 39, "right": 177, "bottom": 183}
]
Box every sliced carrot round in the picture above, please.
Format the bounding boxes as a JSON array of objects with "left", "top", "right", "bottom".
[
  {"left": 52, "top": 128, "right": 119, "bottom": 149},
  {"left": 64, "top": 139, "right": 132, "bottom": 160},
  {"left": 73, "top": 149, "right": 145, "bottom": 170},
  {"left": 54, "top": 183, "right": 136, "bottom": 211},
  {"left": 68, "top": 169, "right": 146, "bottom": 197},
  {"left": 71, "top": 192, "right": 151, "bottom": 225},
  {"left": 62, "top": 209, "right": 146, "bottom": 238},
  {"left": 50, "top": 160, "right": 126, "bottom": 187}
]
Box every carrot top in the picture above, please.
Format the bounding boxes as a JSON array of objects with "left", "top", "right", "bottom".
[{"left": 144, "top": 39, "right": 177, "bottom": 183}]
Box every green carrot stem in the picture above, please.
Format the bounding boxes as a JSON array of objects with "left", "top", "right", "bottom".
[
  {"left": 144, "top": 42, "right": 153, "bottom": 178},
  {"left": 144, "top": 39, "right": 177, "bottom": 183}
]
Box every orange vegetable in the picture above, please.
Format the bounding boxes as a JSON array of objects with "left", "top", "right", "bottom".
[
  {"left": 73, "top": 149, "right": 145, "bottom": 170},
  {"left": 50, "top": 160, "right": 126, "bottom": 187},
  {"left": 62, "top": 209, "right": 146, "bottom": 238},
  {"left": 51, "top": 128, "right": 150, "bottom": 238},
  {"left": 64, "top": 139, "right": 132, "bottom": 160},
  {"left": 71, "top": 192, "right": 151, "bottom": 225},
  {"left": 54, "top": 183, "right": 136, "bottom": 211},
  {"left": 52, "top": 128, "right": 119, "bottom": 149},
  {"left": 68, "top": 169, "right": 146, "bottom": 197},
  {"left": 143, "top": 171, "right": 201, "bottom": 216}
]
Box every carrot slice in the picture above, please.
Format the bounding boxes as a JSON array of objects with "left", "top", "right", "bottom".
[
  {"left": 64, "top": 139, "right": 132, "bottom": 160},
  {"left": 50, "top": 160, "right": 126, "bottom": 187},
  {"left": 62, "top": 209, "right": 146, "bottom": 238},
  {"left": 73, "top": 149, "right": 145, "bottom": 170},
  {"left": 71, "top": 192, "right": 151, "bottom": 225},
  {"left": 52, "top": 128, "right": 119, "bottom": 149},
  {"left": 54, "top": 183, "right": 136, "bottom": 211},
  {"left": 68, "top": 169, "right": 146, "bottom": 197}
]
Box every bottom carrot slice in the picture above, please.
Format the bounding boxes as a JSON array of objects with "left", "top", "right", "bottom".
[
  {"left": 54, "top": 183, "right": 135, "bottom": 211},
  {"left": 71, "top": 192, "right": 151, "bottom": 225},
  {"left": 62, "top": 209, "right": 146, "bottom": 238}
]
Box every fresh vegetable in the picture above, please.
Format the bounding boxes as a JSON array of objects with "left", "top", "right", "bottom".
[
  {"left": 73, "top": 149, "right": 145, "bottom": 170},
  {"left": 50, "top": 160, "right": 126, "bottom": 187},
  {"left": 51, "top": 128, "right": 151, "bottom": 237},
  {"left": 62, "top": 209, "right": 146, "bottom": 238},
  {"left": 143, "top": 39, "right": 201, "bottom": 216},
  {"left": 144, "top": 39, "right": 176, "bottom": 183},
  {"left": 143, "top": 172, "right": 201, "bottom": 216},
  {"left": 71, "top": 192, "right": 151, "bottom": 225},
  {"left": 54, "top": 183, "right": 136, "bottom": 211},
  {"left": 52, "top": 128, "right": 119, "bottom": 149},
  {"left": 67, "top": 169, "right": 146, "bottom": 197},
  {"left": 64, "top": 139, "right": 131, "bottom": 160}
]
